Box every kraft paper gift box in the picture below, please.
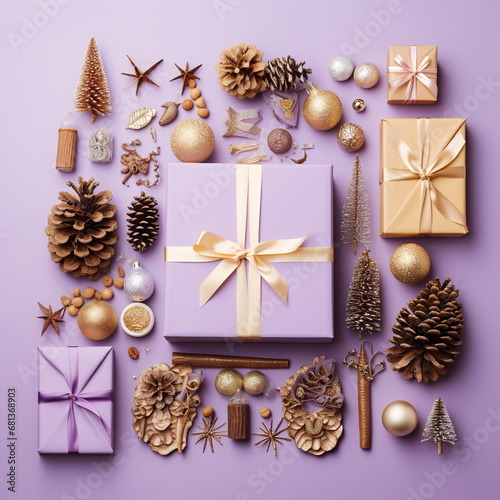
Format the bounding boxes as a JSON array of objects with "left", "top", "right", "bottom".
[
  {"left": 387, "top": 45, "right": 438, "bottom": 104},
  {"left": 164, "top": 163, "right": 334, "bottom": 343},
  {"left": 38, "top": 346, "right": 114, "bottom": 454},
  {"left": 380, "top": 117, "right": 468, "bottom": 238}
]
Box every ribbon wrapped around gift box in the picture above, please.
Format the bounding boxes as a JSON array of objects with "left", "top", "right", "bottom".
[
  {"left": 380, "top": 117, "right": 467, "bottom": 238},
  {"left": 164, "top": 163, "right": 334, "bottom": 342},
  {"left": 387, "top": 45, "right": 438, "bottom": 105},
  {"left": 38, "top": 346, "right": 114, "bottom": 454}
]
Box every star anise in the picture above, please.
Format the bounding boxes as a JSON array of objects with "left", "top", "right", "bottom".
[
  {"left": 37, "top": 303, "right": 65, "bottom": 336},
  {"left": 169, "top": 62, "right": 202, "bottom": 95},
  {"left": 122, "top": 56, "right": 163, "bottom": 96},
  {"left": 191, "top": 416, "right": 227, "bottom": 453},
  {"left": 253, "top": 418, "right": 291, "bottom": 457}
]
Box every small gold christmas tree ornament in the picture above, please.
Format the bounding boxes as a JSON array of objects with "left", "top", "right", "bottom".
[
  {"left": 74, "top": 38, "right": 111, "bottom": 123},
  {"left": 344, "top": 342, "right": 386, "bottom": 449},
  {"left": 421, "top": 397, "right": 457, "bottom": 454}
]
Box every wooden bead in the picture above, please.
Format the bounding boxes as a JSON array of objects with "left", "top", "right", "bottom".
[
  {"left": 197, "top": 108, "right": 209, "bottom": 118},
  {"left": 228, "top": 403, "right": 250, "bottom": 440},
  {"left": 260, "top": 407, "right": 271, "bottom": 418},
  {"left": 182, "top": 99, "right": 193, "bottom": 110},
  {"left": 56, "top": 128, "right": 77, "bottom": 172},
  {"left": 202, "top": 406, "right": 214, "bottom": 417}
]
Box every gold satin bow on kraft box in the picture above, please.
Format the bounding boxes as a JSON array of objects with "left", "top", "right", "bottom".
[
  {"left": 387, "top": 45, "right": 438, "bottom": 105},
  {"left": 380, "top": 118, "right": 468, "bottom": 238}
]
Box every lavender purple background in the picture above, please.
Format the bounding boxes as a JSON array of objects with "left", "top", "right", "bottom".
[{"left": 1, "top": 0, "right": 499, "bottom": 499}]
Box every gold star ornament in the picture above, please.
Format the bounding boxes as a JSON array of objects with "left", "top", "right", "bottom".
[
  {"left": 191, "top": 416, "right": 227, "bottom": 453},
  {"left": 122, "top": 56, "right": 163, "bottom": 96},
  {"left": 253, "top": 418, "right": 291, "bottom": 457}
]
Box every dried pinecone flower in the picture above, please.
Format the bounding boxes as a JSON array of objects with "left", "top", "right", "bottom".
[
  {"left": 386, "top": 277, "right": 464, "bottom": 383},
  {"left": 264, "top": 56, "right": 312, "bottom": 92}
]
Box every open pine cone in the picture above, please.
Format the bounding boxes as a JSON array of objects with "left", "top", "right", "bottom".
[
  {"left": 45, "top": 177, "right": 118, "bottom": 280},
  {"left": 264, "top": 56, "right": 312, "bottom": 92},
  {"left": 386, "top": 277, "right": 464, "bottom": 383},
  {"left": 215, "top": 42, "right": 266, "bottom": 99}
]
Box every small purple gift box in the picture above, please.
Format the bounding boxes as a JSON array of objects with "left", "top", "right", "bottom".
[
  {"left": 38, "top": 346, "right": 114, "bottom": 454},
  {"left": 164, "top": 163, "right": 334, "bottom": 343}
]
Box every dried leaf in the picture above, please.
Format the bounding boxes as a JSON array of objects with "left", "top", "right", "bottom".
[{"left": 126, "top": 107, "right": 156, "bottom": 130}]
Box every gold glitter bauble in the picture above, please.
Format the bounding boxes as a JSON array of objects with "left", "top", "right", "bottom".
[
  {"left": 242, "top": 370, "right": 267, "bottom": 396},
  {"left": 353, "top": 62, "right": 380, "bottom": 88},
  {"left": 352, "top": 98, "right": 365, "bottom": 112},
  {"left": 120, "top": 303, "right": 154, "bottom": 337},
  {"left": 170, "top": 118, "right": 215, "bottom": 162},
  {"left": 382, "top": 401, "right": 418, "bottom": 436},
  {"left": 390, "top": 243, "right": 431, "bottom": 284},
  {"left": 214, "top": 368, "right": 243, "bottom": 396},
  {"left": 337, "top": 123, "right": 365, "bottom": 152},
  {"left": 302, "top": 82, "right": 342, "bottom": 131},
  {"left": 77, "top": 300, "right": 117, "bottom": 340}
]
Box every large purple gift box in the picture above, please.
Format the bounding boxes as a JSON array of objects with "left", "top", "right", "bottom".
[
  {"left": 38, "top": 346, "right": 114, "bottom": 454},
  {"left": 164, "top": 163, "right": 334, "bottom": 343}
]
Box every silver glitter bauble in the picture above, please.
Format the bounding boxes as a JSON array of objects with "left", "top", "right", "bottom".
[
  {"left": 328, "top": 55, "right": 354, "bottom": 82},
  {"left": 124, "top": 260, "right": 155, "bottom": 302}
]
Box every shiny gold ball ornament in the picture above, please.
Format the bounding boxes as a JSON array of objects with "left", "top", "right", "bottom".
[
  {"left": 77, "top": 300, "right": 117, "bottom": 340},
  {"left": 302, "top": 81, "right": 342, "bottom": 131},
  {"left": 214, "top": 368, "right": 243, "bottom": 396},
  {"left": 336, "top": 123, "right": 365, "bottom": 152},
  {"left": 354, "top": 62, "right": 380, "bottom": 88},
  {"left": 382, "top": 401, "right": 418, "bottom": 436},
  {"left": 170, "top": 118, "right": 215, "bottom": 162},
  {"left": 352, "top": 98, "right": 366, "bottom": 112},
  {"left": 242, "top": 370, "right": 267, "bottom": 396},
  {"left": 390, "top": 243, "right": 431, "bottom": 284}
]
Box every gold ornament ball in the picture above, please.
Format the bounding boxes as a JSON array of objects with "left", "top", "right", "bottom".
[
  {"left": 242, "top": 370, "right": 267, "bottom": 396},
  {"left": 354, "top": 62, "right": 380, "bottom": 88},
  {"left": 302, "top": 82, "right": 342, "bottom": 131},
  {"left": 170, "top": 118, "right": 215, "bottom": 163},
  {"left": 352, "top": 98, "right": 366, "bottom": 112},
  {"left": 215, "top": 368, "right": 243, "bottom": 396},
  {"left": 382, "top": 400, "right": 418, "bottom": 436},
  {"left": 390, "top": 243, "right": 431, "bottom": 284},
  {"left": 77, "top": 300, "right": 117, "bottom": 341},
  {"left": 337, "top": 123, "right": 365, "bottom": 152}
]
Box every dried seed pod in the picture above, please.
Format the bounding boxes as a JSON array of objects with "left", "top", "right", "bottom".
[
  {"left": 67, "top": 305, "right": 79, "bottom": 316},
  {"left": 94, "top": 290, "right": 102, "bottom": 300},
  {"left": 159, "top": 101, "right": 179, "bottom": 126},
  {"left": 260, "top": 407, "right": 271, "bottom": 418},
  {"left": 61, "top": 295, "right": 72, "bottom": 307},
  {"left": 195, "top": 96, "right": 205, "bottom": 108},
  {"left": 114, "top": 278, "right": 124, "bottom": 289},
  {"left": 72, "top": 296, "right": 84, "bottom": 308},
  {"left": 118, "top": 266, "right": 125, "bottom": 278},
  {"left": 82, "top": 287, "right": 96, "bottom": 299},
  {"left": 102, "top": 275, "right": 113, "bottom": 287},
  {"left": 101, "top": 288, "right": 114, "bottom": 300},
  {"left": 187, "top": 79, "right": 197, "bottom": 89},
  {"left": 202, "top": 406, "right": 214, "bottom": 417},
  {"left": 190, "top": 88, "right": 201, "bottom": 100},
  {"left": 73, "top": 288, "right": 81, "bottom": 297},
  {"left": 182, "top": 99, "right": 193, "bottom": 110},
  {"left": 197, "top": 108, "right": 209, "bottom": 118}
]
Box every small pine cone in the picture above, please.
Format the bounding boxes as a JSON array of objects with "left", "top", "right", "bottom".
[
  {"left": 264, "top": 56, "right": 312, "bottom": 92},
  {"left": 126, "top": 192, "right": 159, "bottom": 253},
  {"left": 45, "top": 177, "right": 118, "bottom": 280},
  {"left": 215, "top": 42, "right": 267, "bottom": 99},
  {"left": 386, "top": 277, "right": 464, "bottom": 383}
]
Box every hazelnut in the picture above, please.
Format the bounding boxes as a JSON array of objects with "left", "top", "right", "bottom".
[
  {"left": 118, "top": 266, "right": 125, "bottom": 278},
  {"left": 114, "top": 278, "right": 124, "bottom": 289},
  {"left": 61, "top": 295, "right": 71, "bottom": 307},
  {"left": 260, "top": 407, "right": 271, "bottom": 418},
  {"left": 72, "top": 296, "right": 84, "bottom": 308},
  {"left": 102, "top": 275, "right": 113, "bottom": 287},
  {"left": 202, "top": 406, "right": 214, "bottom": 418},
  {"left": 187, "top": 78, "right": 197, "bottom": 89},
  {"left": 190, "top": 88, "right": 201, "bottom": 100},
  {"left": 101, "top": 288, "right": 114, "bottom": 300},
  {"left": 194, "top": 96, "right": 205, "bottom": 108},
  {"left": 197, "top": 108, "right": 209, "bottom": 119},
  {"left": 94, "top": 291, "right": 102, "bottom": 300},
  {"left": 67, "top": 305, "right": 79, "bottom": 316},
  {"left": 73, "top": 288, "right": 81, "bottom": 297},
  {"left": 82, "top": 287, "right": 95, "bottom": 299},
  {"left": 182, "top": 99, "right": 193, "bottom": 110}
]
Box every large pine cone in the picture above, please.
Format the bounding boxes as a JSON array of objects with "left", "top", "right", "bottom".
[
  {"left": 386, "top": 277, "right": 464, "bottom": 383},
  {"left": 126, "top": 192, "right": 159, "bottom": 253},
  {"left": 215, "top": 42, "right": 266, "bottom": 99},
  {"left": 264, "top": 56, "right": 312, "bottom": 92},
  {"left": 45, "top": 177, "right": 118, "bottom": 280}
]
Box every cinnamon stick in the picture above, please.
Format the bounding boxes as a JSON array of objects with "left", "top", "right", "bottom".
[
  {"left": 358, "top": 343, "right": 371, "bottom": 449},
  {"left": 172, "top": 352, "right": 289, "bottom": 369}
]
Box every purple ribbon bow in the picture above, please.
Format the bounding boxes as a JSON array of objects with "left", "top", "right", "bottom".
[{"left": 38, "top": 347, "right": 112, "bottom": 453}]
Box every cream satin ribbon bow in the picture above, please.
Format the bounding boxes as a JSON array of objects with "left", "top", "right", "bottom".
[
  {"left": 165, "top": 164, "right": 333, "bottom": 340},
  {"left": 388, "top": 46, "right": 438, "bottom": 104},
  {"left": 382, "top": 118, "right": 467, "bottom": 235}
]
